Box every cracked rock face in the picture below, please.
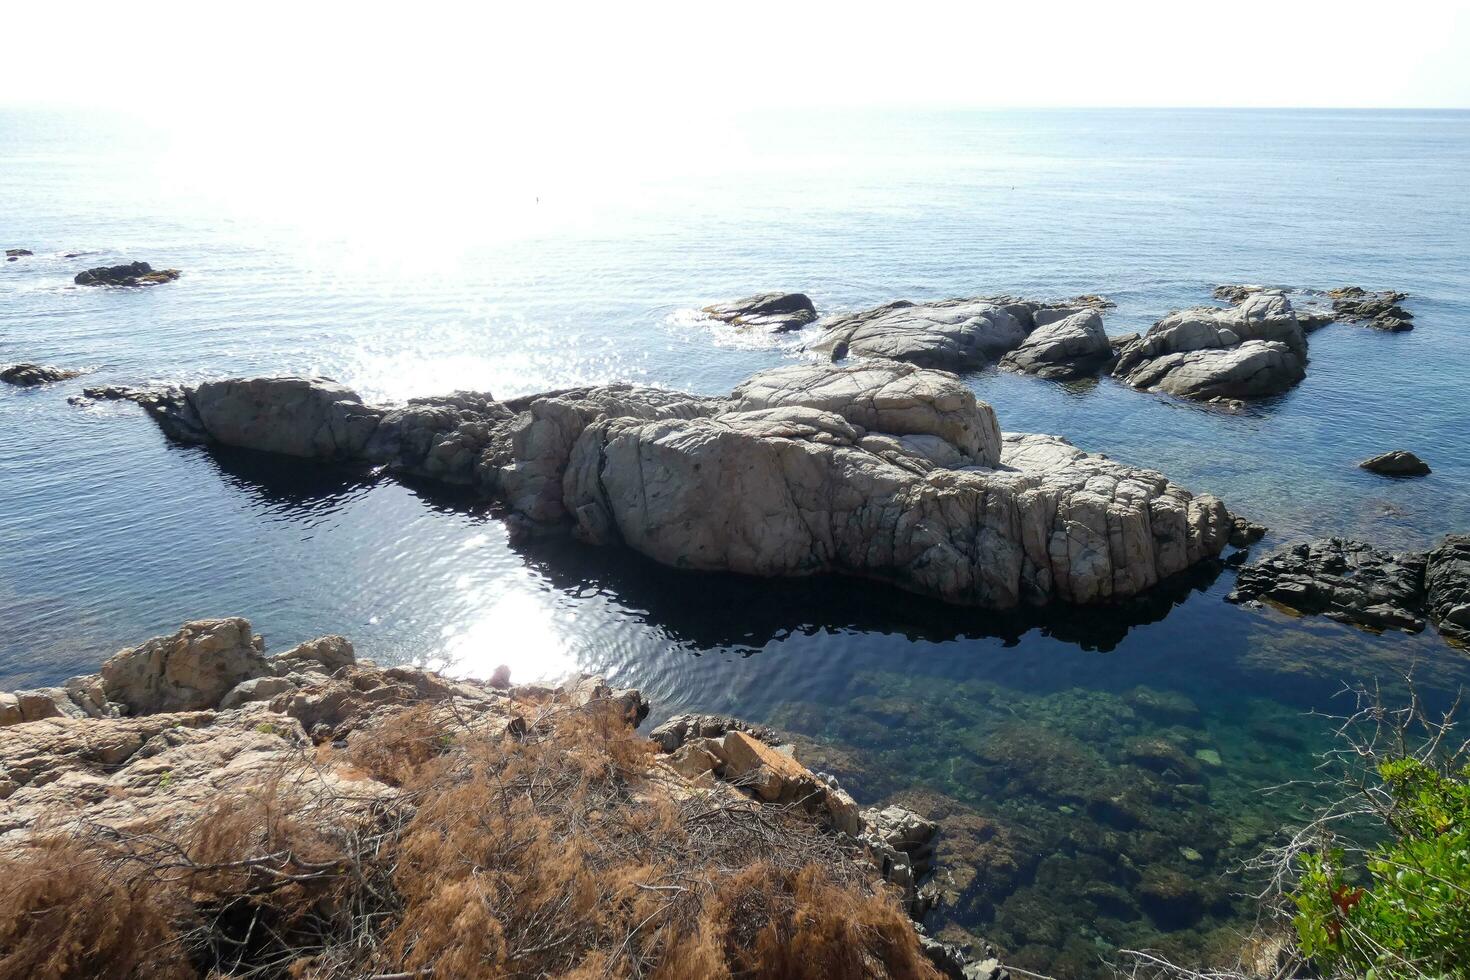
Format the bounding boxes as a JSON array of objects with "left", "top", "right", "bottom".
[
  {"left": 702, "top": 292, "right": 817, "bottom": 332},
  {"left": 999, "top": 309, "right": 1112, "bottom": 380},
  {"left": 1227, "top": 538, "right": 1429, "bottom": 633},
  {"left": 810, "top": 298, "right": 1031, "bottom": 369},
  {"left": 564, "top": 364, "right": 1229, "bottom": 609},
  {"left": 191, "top": 376, "right": 385, "bottom": 459},
  {"left": 1113, "top": 293, "right": 1308, "bottom": 400},
  {"left": 1427, "top": 535, "right": 1470, "bottom": 644}
]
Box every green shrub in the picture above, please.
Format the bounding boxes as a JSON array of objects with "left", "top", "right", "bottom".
[{"left": 1291, "top": 756, "right": 1470, "bottom": 978}]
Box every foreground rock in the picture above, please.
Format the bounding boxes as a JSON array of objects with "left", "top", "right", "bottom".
[
  {"left": 810, "top": 295, "right": 1110, "bottom": 372},
  {"left": 1360, "top": 449, "right": 1431, "bottom": 477},
  {"left": 0, "top": 618, "right": 991, "bottom": 979},
  {"left": 702, "top": 291, "right": 817, "bottom": 332},
  {"left": 92, "top": 361, "right": 1232, "bottom": 610},
  {"left": 1, "top": 363, "right": 82, "bottom": 386},
  {"left": 1113, "top": 292, "right": 1307, "bottom": 400},
  {"left": 74, "top": 260, "right": 181, "bottom": 286},
  {"left": 1228, "top": 535, "right": 1470, "bottom": 640}
]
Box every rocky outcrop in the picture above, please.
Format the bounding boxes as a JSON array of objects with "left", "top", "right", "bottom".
[
  {"left": 1228, "top": 515, "right": 1268, "bottom": 547},
  {"left": 1329, "top": 286, "right": 1413, "bottom": 332},
  {"left": 191, "top": 377, "right": 383, "bottom": 459},
  {"left": 810, "top": 298, "right": 1029, "bottom": 369},
  {"left": 5, "top": 248, "right": 32, "bottom": 261},
  {"left": 565, "top": 362, "right": 1229, "bottom": 608},
  {"left": 1228, "top": 535, "right": 1470, "bottom": 642},
  {"left": 1426, "top": 535, "right": 1470, "bottom": 644},
  {"left": 1360, "top": 449, "right": 1431, "bottom": 477},
  {"left": 1, "top": 363, "right": 82, "bottom": 386},
  {"left": 91, "top": 361, "right": 1230, "bottom": 611},
  {"left": 999, "top": 308, "right": 1112, "bottom": 379},
  {"left": 1113, "top": 293, "right": 1308, "bottom": 400},
  {"left": 702, "top": 292, "right": 817, "bottom": 332},
  {"left": 1227, "top": 538, "right": 1428, "bottom": 633},
  {"left": 74, "top": 261, "right": 181, "bottom": 286}
]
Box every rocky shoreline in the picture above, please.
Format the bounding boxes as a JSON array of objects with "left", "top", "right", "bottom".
[{"left": 0, "top": 617, "right": 1006, "bottom": 979}]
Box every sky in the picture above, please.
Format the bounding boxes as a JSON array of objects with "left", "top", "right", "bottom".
[{"left": 6, "top": 0, "right": 1470, "bottom": 119}]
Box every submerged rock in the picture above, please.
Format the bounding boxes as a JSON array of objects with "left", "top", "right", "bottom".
[
  {"left": 1360, "top": 449, "right": 1431, "bottom": 477},
  {"left": 1228, "top": 515, "right": 1268, "bottom": 547},
  {"left": 1227, "top": 538, "right": 1428, "bottom": 633},
  {"left": 1113, "top": 293, "right": 1307, "bottom": 400},
  {"left": 1, "top": 363, "right": 82, "bottom": 386},
  {"left": 5, "top": 248, "right": 32, "bottom": 261},
  {"left": 702, "top": 291, "right": 817, "bottom": 332},
  {"left": 74, "top": 261, "right": 181, "bottom": 286}
]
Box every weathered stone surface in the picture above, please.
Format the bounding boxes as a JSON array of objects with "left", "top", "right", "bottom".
[
  {"left": 73, "top": 260, "right": 180, "bottom": 286},
  {"left": 729, "top": 362, "right": 1001, "bottom": 465},
  {"left": 271, "top": 634, "right": 356, "bottom": 674},
  {"left": 5, "top": 248, "right": 32, "bottom": 258},
  {"left": 564, "top": 363, "right": 1229, "bottom": 609},
  {"left": 648, "top": 713, "right": 779, "bottom": 753},
  {"left": 1426, "top": 535, "right": 1470, "bottom": 644},
  {"left": 218, "top": 675, "right": 297, "bottom": 710},
  {"left": 1114, "top": 293, "right": 1308, "bottom": 400},
  {"left": 811, "top": 298, "right": 1030, "bottom": 369},
  {"left": 1329, "top": 286, "right": 1413, "bottom": 332},
  {"left": 1, "top": 363, "right": 82, "bottom": 386},
  {"left": 189, "top": 377, "right": 384, "bottom": 459},
  {"left": 1227, "top": 538, "right": 1428, "bottom": 633},
  {"left": 495, "top": 384, "right": 720, "bottom": 521},
  {"left": 702, "top": 292, "right": 817, "bottom": 332},
  {"left": 364, "top": 391, "right": 512, "bottom": 484},
  {"left": 999, "top": 309, "right": 1111, "bottom": 380},
  {"left": 1360, "top": 450, "right": 1431, "bottom": 477},
  {"left": 715, "top": 730, "right": 820, "bottom": 803},
  {"left": 100, "top": 618, "right": 273, "bottom": 715}
]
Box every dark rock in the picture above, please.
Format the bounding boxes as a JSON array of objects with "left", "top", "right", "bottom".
[
  {"left": 1136, "top": 868, "right": 1206, "bottom": 929},
  {"left": 1328, "top": 286, "right": 1413, "bottom": 332},
  {"left": 1124, "top": 686, "right": 1201, "bottom": 726},
  {"left": 1227, "top": 537, "right": 1428, "bottom": 633},
  {"left": 702, "top": 292, "right": 818, "bottom": 332},
  {"left": 2, "top": 363, "right": 82, "bottom": 386},
  {"left": 1360, "top": 450, "right": 1431, "bottom": 477},
  {"left": 1426, "top": 535, "right": 1470, "bottom": 644},
  {"left": 5, "top": 248, "right": 33, "bottom": 260},
  {"left": 1229, "top": 515, "right": 1268, "bottom": 547},
  {"left": 74, "top": 261, "right": 181, "bottom": 287}
]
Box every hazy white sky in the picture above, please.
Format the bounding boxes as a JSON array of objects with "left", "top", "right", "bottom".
[{"left": 6, "top": 0, "right": 1470, "bottom": 117}]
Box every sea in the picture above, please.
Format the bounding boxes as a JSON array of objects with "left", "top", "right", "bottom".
[{"left": 3, "top": 107, "right": 1469, "bottom": 975}]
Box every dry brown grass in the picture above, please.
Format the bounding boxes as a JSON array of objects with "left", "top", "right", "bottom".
[{"left": 0, "top": 695, "right": 938, "bottom": 980}]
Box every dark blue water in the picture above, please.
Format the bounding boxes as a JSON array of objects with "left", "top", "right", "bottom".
[{"left": 4, "top": 107, "right": 1469, "bottom": 974}]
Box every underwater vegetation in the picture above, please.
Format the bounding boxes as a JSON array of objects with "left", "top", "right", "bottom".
[{"left": 771, "top": 671, "right": 1340, "bottom": 978}]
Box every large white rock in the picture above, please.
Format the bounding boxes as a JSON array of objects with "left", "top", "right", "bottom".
[
  {"left": 1113, "top": 293, "right": 1308, "bottom": 399},
  {"left": 1000, "top": 309, "right": 1112, "bottom": 379},
  {"left": 563, "top": 365, "right": 1229, "bottom": 609}
]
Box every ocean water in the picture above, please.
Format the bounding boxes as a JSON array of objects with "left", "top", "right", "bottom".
[{"left": 4, "top": 107, "right": 1470, "bottom": 975}]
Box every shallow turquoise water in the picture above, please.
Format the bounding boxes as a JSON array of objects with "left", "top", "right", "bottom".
[{"left": 3, "top": 107, "right": 1469, "bottom": 974}]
